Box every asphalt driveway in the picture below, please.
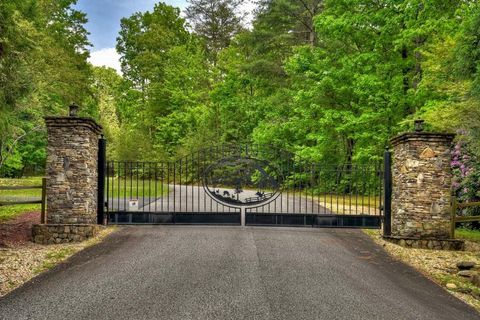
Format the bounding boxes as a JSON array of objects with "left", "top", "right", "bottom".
[{"left": 0, "top": 226, "right": 478, "bottom": 320}]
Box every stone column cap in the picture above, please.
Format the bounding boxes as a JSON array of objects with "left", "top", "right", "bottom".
[
  {"left": 390, "top": 132, "right": 455, "bottom": 147},
  {"left": 45, "top": 116, "right": 102, "bottom": 135}
]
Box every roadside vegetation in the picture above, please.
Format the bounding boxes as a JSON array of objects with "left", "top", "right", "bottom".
[
  {"left": 2, "top": 0, "right": 480, "bottom": 172},
  {"left": 3, "top": 0, "right": 478, "bottom": 228},
  {"left": 1, "top": 2, "right": 479, "bottom": 227},
  {"left": 0, "top": 227, "right": 117, "bottom": 297},
  {"left": 364, "top": 229, "right": 480, "bottom": 312},
  {"left": 455, "top": 228, "right": 480, "bottom": 243}
]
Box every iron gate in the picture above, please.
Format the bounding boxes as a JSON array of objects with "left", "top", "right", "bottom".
[{"left": 103, "top": 145, "right": 386, "bottom": 228}]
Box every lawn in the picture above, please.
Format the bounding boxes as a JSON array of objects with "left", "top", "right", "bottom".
[
  {"left": 0, "top": 177, "right": 43, "bottom": 197},
  {"left": 313, "top": 194, "right": 381, "bottom": 215},
  {"left": 0, "top": 204, "right": 40, "bottom": 222},
  {"left": 107, "top": 178, "right": 169, "bottom": 199},
  {"left": 455, "top": 228, "right": 480, "bottom": 242},
  {"left": 0, "top": 177, "right": 170, "bottom": 221},
  {"left": 0, "top": 177, "right": 44, "bottom": 221}
]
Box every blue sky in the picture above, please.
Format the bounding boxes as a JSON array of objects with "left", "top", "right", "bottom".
[
  {"left": 75, "top": 0, "right": 254, "bottom": 73},
  {"left": 75, "top": 0, "right": 188, "bottom": 49},
  {"left": 75, "top": 0, "right": 187, "bottom": 73}
]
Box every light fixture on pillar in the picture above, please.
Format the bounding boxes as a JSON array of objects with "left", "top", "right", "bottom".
[
  {"left": 69, "top": 103, "right": 79, "bottom": 117},
  {"left": 414, "top": 119, "right": 425, "bottom": 132}
]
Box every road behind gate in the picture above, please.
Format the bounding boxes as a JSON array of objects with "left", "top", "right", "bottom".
[{"left": 0, "top": 227, "right": 478, "bottom": 320}]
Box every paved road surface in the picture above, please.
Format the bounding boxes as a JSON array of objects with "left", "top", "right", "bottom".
[{"left": 0, "top": 227, "right": 478, "bottom": 320}]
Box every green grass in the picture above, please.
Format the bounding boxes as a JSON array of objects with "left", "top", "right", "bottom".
[
  {"left": 33, "top": 247, "right": 76, "bottom": 274},
  {"left": 0, "top": 177, "right": 43, "bottom": 187},
  {"left": 0, "top": 204, "right": 40, "bottom": 221},
  {"left": 437, "top": 273, "right": 480, "bottom": 296},
  {"left": 108, "top": 178, "right": 169, "bottom": 199},
  {"left": 455, "top": 228, "right": 480, "bottom": 242},
  {"left": 0, "top": 177, "right": 43, "bottom": 222},
  {"left": 312, "top": 194, "right": 380, "bottom": 214},
  {"left": 0, "top": 177, "right": 43, "bottom": 197}
]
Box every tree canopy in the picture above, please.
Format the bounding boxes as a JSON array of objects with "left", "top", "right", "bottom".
[{"left": 1, "top": 0, "right": 480, "bottom": 184}]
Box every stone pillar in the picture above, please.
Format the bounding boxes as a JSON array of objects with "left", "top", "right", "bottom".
[
  {"left": 32, "top": 112, "right": 104, "bottom": 244},
  {"left": 385, "top": 130, "right": 464, "bottom": 250}
]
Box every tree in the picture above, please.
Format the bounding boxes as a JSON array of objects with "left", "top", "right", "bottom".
[
  {"left": 0, "top": 0, "right": 92, "bottom": 176},
  {"left": 117, "top": 3, "right": 211, "bottom": 159},
  {"left": 117, "top": 3, "right": 189, "bottom": 94},
  {"left": 185, "top": 0, "right": 244, "bottom": 64},
  {"left": 256, "top": 0, "right": 324, "bottom": 46},
  {"left": 246, "top": 0, "right": 466, "bottom": 167}
]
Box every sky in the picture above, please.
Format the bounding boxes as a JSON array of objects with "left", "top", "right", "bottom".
[{"left": 75, "top": 0, "right": 255, "bottom": 74}]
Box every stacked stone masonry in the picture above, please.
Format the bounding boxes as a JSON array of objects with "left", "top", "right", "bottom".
[
  {"left": 33, "top": 224, "right": 103, "bottom": 245},
  {"left": 390, "top": 133, "right": 455, "bottom": 239},
  {"left": 383, "top": 236, "right": 464, "bottom": 251},
  {"left": 32, "top": 116, "right": 103, "bottom": 245},
  {"left": 45, "top": 117, "right": 102, "bottom": 224}
]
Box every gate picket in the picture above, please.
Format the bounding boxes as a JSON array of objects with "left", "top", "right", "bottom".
[{"left": 105, "top": 144, "right": 385, "bottom": 228}]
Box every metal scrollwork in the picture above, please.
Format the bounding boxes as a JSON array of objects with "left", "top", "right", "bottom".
[{"left": 203, "top": 156, "right": 281, "bottom": 207}]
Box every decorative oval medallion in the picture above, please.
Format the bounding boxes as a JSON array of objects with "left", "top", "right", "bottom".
[{"left": 203, "top": 156, "right": 282, "bottom": 207}]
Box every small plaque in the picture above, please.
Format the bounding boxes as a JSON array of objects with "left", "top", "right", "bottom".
[{"left": 129, "top": 199, "right": 139, "bottom": 212}]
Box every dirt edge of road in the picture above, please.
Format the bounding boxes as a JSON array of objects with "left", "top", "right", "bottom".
[
  {"left": 364, "top": 229, "right": 480, "bottom": 312},
  {"left": 0, "top": 223, "right": 118, "bottom": 297}
]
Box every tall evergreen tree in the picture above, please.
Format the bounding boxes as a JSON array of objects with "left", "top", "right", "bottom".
[{"left": 185, "top": 0, "right": 244, "bottom": 64}]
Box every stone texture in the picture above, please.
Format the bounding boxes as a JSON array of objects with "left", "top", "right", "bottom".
[
  {"left": 457, "top": 261, "right": 476, "bottom": 270},
  {"left": 44, "top": 117, "right": 102, "bottom": 224},
  {"left": 383, "top": 235, "right": 465, "bottom": 251},
  {"left": 471, "top": 274, "right": 480, "bottom": 287},
  {"left": 32, "top": 224, "right": 103, "bottom": 245},
  {"left": 446, "top": 283, "right": 457, "bottom": 290},
  {"left": 390, "top": 132, "right": 455, "bottom": 239},
  {"left": 457, "top": 270, "right": 477, "bottom": 278}
]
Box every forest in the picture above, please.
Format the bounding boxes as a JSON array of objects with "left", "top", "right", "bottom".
[{"left": 1, "top": 0, "right": 480, "bottom": 200}]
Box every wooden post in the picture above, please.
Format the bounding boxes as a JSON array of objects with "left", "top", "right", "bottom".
[
  {"left": 41, "top": 177, "right": 47, "bottom": 224},
  {"left": 451, "top": 196, "right": 457, "bottom": 239}
]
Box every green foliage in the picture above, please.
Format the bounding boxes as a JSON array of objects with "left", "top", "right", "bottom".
[
  {"left": 0, "top": 0, "right": 92, "bottom": 177},
  {"left": 2, "top": 0, "right": 480, "bottom": 185},
  {"left": 185, "top": 0, "right": 244, "bottom": 63},
  {"left": 455, "top": 228, "right": 480, "bottom": 242},
  {"left": 0, "top": 176, "right": 43, "bottom": 221},
  {"left": 117, "top": 3, "right": 188, "bottom": 89},
  {"left": 0, "top": 204, "right": 39, "bottom": 222},
  {"left": 116, "top": 3, "right": 211, "bottom": 160}
]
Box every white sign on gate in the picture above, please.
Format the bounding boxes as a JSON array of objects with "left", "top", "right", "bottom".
[{"left": 129, "top": 199, "right": 139, "bottom": 212}]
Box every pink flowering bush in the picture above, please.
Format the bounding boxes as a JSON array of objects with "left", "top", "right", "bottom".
[{"left": 451, "top": 141, "right": 480, "bottom": 209}]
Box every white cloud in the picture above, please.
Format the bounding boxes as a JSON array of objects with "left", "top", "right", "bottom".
[
  {"left": 88, "top": 48, "right": 122, "bottom": 74},
  {"left": 87, "top": 1, "right": 258, "bottom": 74}
]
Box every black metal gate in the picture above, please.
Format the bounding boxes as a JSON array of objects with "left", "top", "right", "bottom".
[{"left": 102, "top": 144, "right": 387, "bottom": 228}]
